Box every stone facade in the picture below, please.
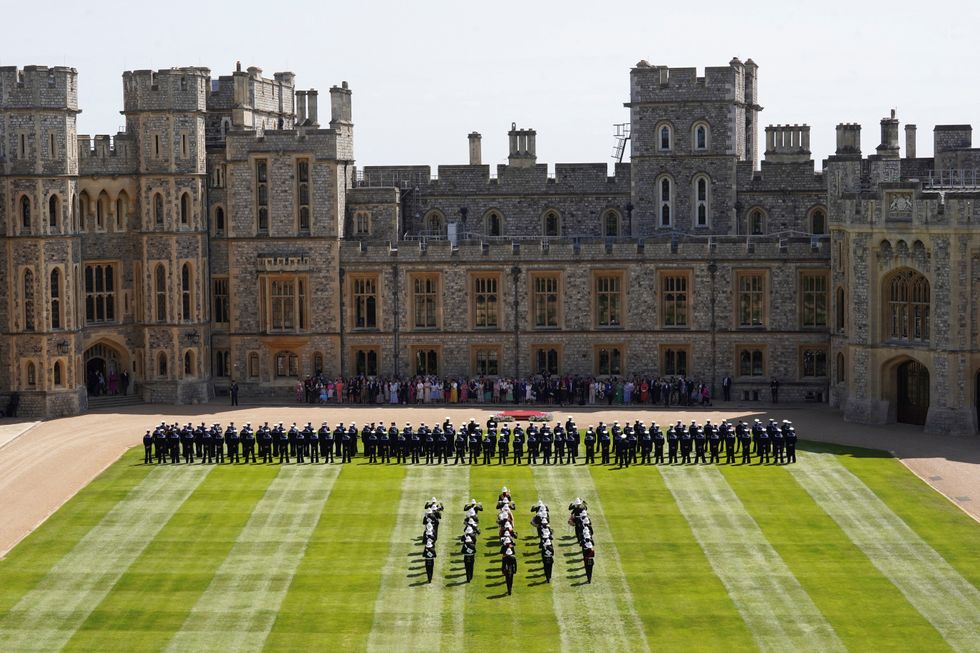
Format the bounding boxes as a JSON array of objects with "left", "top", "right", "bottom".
[{"left": 1, "top": 58, "right": 978, "bottom": 434}]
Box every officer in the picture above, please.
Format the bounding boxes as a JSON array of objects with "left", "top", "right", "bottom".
[
  {"left": 784, "top": 421, "right": 798, "bottom": 463},
  {"left": 242, "top": 423, "right": 257, "bottom": 463},
  {"left": 461, "top": 532, "right": 477, "bottom": 583},
  {"left": 772, "top": 421, "right": 785, "bottom": 464},
  {"left": 367, "top": 425, "right": 379, "bottom": 463},
  {"left": 193, "top": 423, "right": 204, "bottom": 460},
  {"left": 553, "top": 423, "right": 566, "bottom": 464},
  {"left": 378, "top": 423, "right": 390, "bottom": 464},
  {"left": 526, "top": 426, "right": 539, "bottom": 465},
  {"left": 584, "top": 426, "right": 596, "bottom": 464},
  {"left": 541, "top": 539, "right": 555, "bottom": 583},
  {"left": 436, "top": 425, "right": 450, "bottom": 464},
  {"left": 349, "top": 422, "right": 360, "bottom": 458},
  {"left": 627, "top": 424, "right": 639, "bottom": 465},
  {"left": 182, "top": 424, "right": 195, "bottom": 464},
  {"left": 512, "top": 426, "right": 525, "bottom": 465},
  {"left": 201, "top": 426, "right": 213, "bottom": 464},
  {"left": 482, "top": 428, "right": 494, "bottom": 465},
  {"left": 392, "top": 423, "right": 405, "bottom": 464},
  {"left": 540, "top": 426, "right": 553, "bottom": 465},
  {"left": 583, "top": 540, "right": 595, "bottom": 584},
  {"left": 169, "top": 425, "right": 181, "bottom": 464},
  {"left": 278, "top": 424, "right": 291, "bottom": 463},
  {"left": 679, "top": 422, "right": 693, "bottom": 464},
  {"left": 497, "top": 430, "right": 509, "bottom": 465},
  {"left": 260, "top": 424, "right": 273, "bottom": 463},
  {"left": 287, "top": 423, "right": 299, "bottom": 459},
  {"left": 295, "top": 424, "right": 306, "bottom": 464},
  {"left": 341, "top": 426, "right": 353, "bottom": 464},
  {"left": 410, "top": 424, "right": 422, "bottom": 464},
  {"left": 320, "top": 423, "right": 334, "bottom": 463},
  {"left": 213, "top": 424, "right": 225, "bottom": 464},
  {"left": 422, "top": 424, "right": 435, "bottom": 465},
  {"left": 692, "top": 421, "right": 706, "bottom": 464},
  {"left": 501, "top": 545, "right": 517, "bottom": 595},
  {"left": 567, "top": 421, "right": 580, "bottom": 464},
  {"left": 751, "top": 419, "right": 763, "bottom": 456},
  {"left": 142, "top": 430, "right": 154, "bottom": 464},
  {"left": 226, "top": 423, "right": 240, "bottom": 463},
  {"left": 758, "top": 419, "right": 772, "bottom": 464},
  {"left": 597, "top": 422, "right": 611, "bottom": 464},
  {"left": 722, "top": 421, "right": 736, "bottom": 464},
  {"left": 333, "top": 423, "right": 345, "bottom": 460},
  {"left": 737, "top": 421, "right": 752, "bottom": 464},
  {"left": 639, "top": 423, "right": 653, "bottom": 464},
  {"left": 616, "top": 431, "right": 629, "bottom": 468},
  {"left": 154, "top": 424, "right": 167, "bottom": 464},
  {"left": 610, "top": 421, "right": 622, "bottom": 463},
  {"left": 652, "top": 422, "right": 665, "bottom": 464},
  {"left": 706, "top": 420, "right": 721, "bottom": 464},
  {"left": 306, "top": 422, "right": 319, "bottom": 463},
  {"left": 666, "top": 425, "right": 679, "bottom": 464},
  {"left": 453, "top": 429, "right": 467, "bottom": 465},
  {"left": 422, "top": 539, "right": 436, "bottom": 584}
]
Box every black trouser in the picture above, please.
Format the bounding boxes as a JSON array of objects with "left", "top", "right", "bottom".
[
  {"left": 279, "top": 442, "right": 290, "bottom": 463},
  {"left": 640, "top": 447, "right": 651, "bottom": 464},
  {"left": 296, "top": 441, "right": 306, "bottom": 463},
  {"left": 786, "top": 444, "right": 796, "bottom": 463},
  {"left": 709, "top": 446, "right": 720, "bottom": 464},
  {"left": 584, "top": 557, "right": 594, "bottom": 583},
  {"left": 202, "top": 444, "right": 213, "bottom": 464},
  {"left": 694, "top": 445, "right": 706, "bottom": 464},
  {"left": 555, "top": 446, "right": 565, "bottom": 464},
  {"left": 183, "top": 442, "right": 193, "bottom": 464},
  {"left": 600, "top": 445, "right": 610, "bottom": 464},
  {"left": 741, "top": 443, "right": 751, "bottom": 464},
  {"left": 504, "top": 567, "right": 514, "bottom": 595},
  {"left": 261, "top": 443, "right": 272, "bottom": 463},
  {"left": 425, "top": 558, "right": 434, "bottom": 583},
  {"left": 454, "top": 447, "right": 466, "bottom": 464},
  {"left": 528, "top": 448, "right": 538, "bottom": 465},
  {"left": 245, "top": 444, "right": 257, "bottom": 463},
  {"left": 585, "top": 445, "right": 595, "bottom": 464},
  {"left": 654, "top": 444, "right": 664, "bottom": 464},
  {"left": 309, "top": 442, "right": 320, "bottom": 463},
  {"left": 543, "top": 557, "right": 553, "bottom": 582},
  {"left": 482, "top": 448, "right": 492, "bottom": 465},
  {"left": 726, "top": 444, "right": 735, "bottom": 464},
  {"left": 170, "top": 443, "right": 179, "bottom": 464},
  {"left": 681, "top": 446, "right": 691, "bottom": 464},
  {"left": 411, "top": 446, "right": 420, "bottom": 464},
  {"left": 464, "top": 555, "right": 475, "bottom": 582},
  {"left": 144, "top": 445, "right": 152, "bottom": 464},
  {"left": 542, "top": 448, "right": 552, "bottom": 465},
  {"left": 774, "top": 443, "right": 784, "bottom": 464},
  {"left": 424, "top": 446, "right": 433, "bottom": 464},
  {"left": 759, "top": 442, "right": 770, "bottom": 463},
  {"left": 668, "top": 444, "right": 678, "bottom": 463},
  {"left": 513, "top": 447, "right": 523, "bottom": 465},
  {"left": 343, "top": 445, "right": 353, "bottom": 463}
]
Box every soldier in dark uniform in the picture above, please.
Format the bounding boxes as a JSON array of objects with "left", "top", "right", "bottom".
[
  {"left": 751, "top": 419, "right": 762, "bottom": 456},
  {"left": 461, "top": 532, "right": 476, "bottom": 583},
  {"left": 169, "top": 425, "right": 181, "bottom": 464},
  {"left": 598, "top": 422, "right": 611, "bottom": 464},
  {"left": 526, "top": 426, "right": 539, "bottom": 465},
  {"left": 436, "top": 425, "right": 450, "bottom": 464},
  {"left": 319, "top": 423, "right": 333, "bottom": 463},
  {"left": 201, "top": 426, "right": 213, "bottom": 464},
  {"left": 153, "top": 425, "right": 167, "bottom": 464},
  {"left": 652, "top": 422, "right": 665, "bottom": 464},
  {"left": 242, "top": 423, "right": 257, "bottom": 463},
  {"left": 408, "top": 424, "right": 420, "bottom": 464},
  {"left": 639, "top": 423, "right": 652, "bottom": 464},
  {"left": 193, "top": 424, "right": 205, "bottom": 460},
  {"left": 722, "top": 421, "right": 736, "bottom": 464},
  {"left": 666, "top": 425, "right": 679, "bottom": 464},
  {"left": 540, "top": 426, "right": 553, "bottom": 465},
  {"left": 377, "top": 424, "right": 389, "bottom": 464},
  {"left": 226, "top": 423, "right": 240, "bottom": 463},
  {"left": 737, "top": 421, "right": 752, "bottom": 464},
  {"left": 584, "top": 426, "right": 596, "bottom": 464},
  {"left": 306, "top": 423, "right": 319, "bottom": 463},
  {"left": 453, "top": 429, "right": 466, "bottom": 464},
  {"left": 583, "top": 540, "right": 595, "bottom": 583},
  {"left": 466, "top": 426, "right": 479, "bottom": 465},
  {"left": 772, "top": 421, "right": 786, "bottom": 464},
  {"left": 541, "top": 539, "right": 555, "bottom": 583},
  {"left": 627, "top": 425, "right": 639, "bottom": 465},
  {"left": 553, "top": 424, "right": 566, "bottom": 464},
  {"left": 692, "top": 422, "right": 707, "bottom": 464},
  {"left": 501, "top": 545, "right": 517, "bottom": 595},
  {"left": 366, "top": 425, "right": 378, "bottom": 463},
  {"left": 260, "top": 424, "right": 273, "bottom": 463},
  {"left": 784, "top": 421, "right": 797, "bottom": 463},
  {"left": 512, "top": 426, "right": 525, "bottom": 465},
  {"left": 706, "top": 421, "right": 721, "bottom": 464},
  {"left": 422, "top": 539, "right": 436, "bottom": 584},
  {"left": 333, "top": 423, "right": 344, "bottom": 460},
  {"left": 295, "top": 425, "right": 306, "bottom": 464},
  {"left": 568, "top": 422, "right": 580, "bottom": 464},
  {"left": 181, "top": 425, "right": 195, "bottom": 464},
  {"left": 497, "top": 431, "right": 509, "bottom": 465},
  {"left": 142, "top": 430, "right": 154, "bottom": 464},
  {"left": 610, "top": 421, "right": 622, "bottom": 464},
  {"left": 348, "top": 422, "right": 359, "bottom": 458},
  {"left": 212, "top": 425, "right": 225, "bottom": 464},
  {"left": 278, "top": 425, "right": 291, "bottom": 463},
  {"left": 482, "top": 429, "right": 494, "bottom": 465},
  {"left": 757, "top": 420, "right": 771, "bottom": 464},
  {"left": 339, "top": 426, "right": 351, "bottom": 463},
  {"left": 679, "top": 422, "right": 693, "bottom": 464}
]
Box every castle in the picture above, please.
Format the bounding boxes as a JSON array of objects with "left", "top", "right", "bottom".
[{"left": 1, "top": 58, "right": 978, "bottom": 435}]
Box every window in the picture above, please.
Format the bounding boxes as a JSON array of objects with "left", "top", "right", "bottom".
[
  {"left": 154, "top": 134, "right": 161, "bottom": 158},
  {"left": 595, "top": 273, "right": 623, "bottom": 327},
  {"left": 737, "top": 272, "right": 766, "bottom": 327},
  {"left": 836, "top": 352, "right": 845, "bottom": 383},
  {"left": 50, "top": 268, "right": 62, "bottom": 330},
  {"left": 474, "top": 348, "right": 499, "bottom": 376},
  {"left": 271, "top": 279, "right": 296, "bottom": 331},
  {"left": 21, "top": 196, "right": 31, "bottom": 230},
  {"left": 180, "top": 133, "right": 188, "bottom": 158},
  {"left": 424, "top": 211, "right": 444, "bottom": 235},
  {"left": 96, "top": 192, "right": 108, "bottom": 230},
  {"left": 543, "top": 211, "right": 560, "bottom": 237},
  {"left": 116, "top": 193, "right": 128, "bottom": 231},
  {"left": 596, "top": 346, "right": 623, "bottom": 376},
  {"left": 355, "top": 348, "right": 379, "bottom": 376},
  {"left": 354, "top": 211, "right": 371, "bottom": 235},
  {"left": 658, "top": 124, "right": 672, "bottom": 151},
  {"left": 213, "top": 278, "right": 229, "bottom": 324},
  {"left": 214, "top": 350, "right": 230, "bottom": 377},
  {"left": 661, "top": 272, "right": 689, "bottom": 327},
  {"left": 53, "top": 360, "right": 63, "bottom": 386},
  {"left": 810, "top": 208, "right": 827, "bottom": 235},
  {"left": 802, "top": 348, "right": 828, "bottom": 377},
  {"left": 693, "top": 175, "right": 710, "bottom": 227},
  {"left": 215, "top": 206, "right": 225, "bottom": 234},
  {"left": 836, "top": 286, "right": 845, "bottom": 332},
  {"left": 313, "top": 352, "right": 323, "bottom": 375},
  {"left": 886, "top": 269, "right": 930, "bottom": 342},
  {"left": 211, "top": 164, "right": 225, "bottom": 188},
  {"left": 414, "top": 348, "right": 438, "bottom": 376},
  {"left": 738, "top": 348, "right": 765, "bottom": 377},
  {"left": 531, "top": 273, "right": 560, "bottom": 328},
  {"left": 71, "top": 193, "right": 78, "bottom": 231},
  {"left": 154, "top": 264, "right": 167, "bottom": 322},
  {"left": 158, "top": 351, "right": 168, "bottom": 378},
  {"left": 412, "top": 274, "right": 439, "bottom": 329},
  {"left": 658, "top": 177, "right": 672, "bottom": 227},
  {"left": 748, "top": 208, "right": 766, "bottom": 235},
  {"left": 248, "top": 352, "right": 260, "bottom": 378},
  {"left": 693, "top": 122, "right": 709, "bottom": 151},
  {"left": 533, "top": 347, "right": 560, "bottom": 376},
  {"left": 352, "top": 275, "right": 378, "bottom": 329},
  {"left": 49, "top": 133, "right": 56, "bottom": 158},
  {"left": 23, "top": 269, "right": 35, "bottom": 331},
  {"left": 661, "top": 346, "right": 688, "bottom": 376},
  {"left": 297, "top": 159, "right": 310, "bottom": 232},
  {"left": 85, "top": 264, "right": 117, "bottom": 324},
  {"left": 26, "top": 361, "right": 37, "bottom": 387},
  {"left": 48, "top": 195, "right": 59, "bottom": 228},
  {"left": 800, "top": 272, "right": 829, "bottom": 328},
  {"left": 473, "top": 275, "right": 499, "bottom": 329},
  {"left": 180, "top": 264, "right": 193, "bottom": 321},
  {"left": 184, "top": 350, "right": 195, "bottom": 376},
  {"left": 485, "top": 211, "right": 502, "bottom": 237},
  {"left": 180, "top": 192, "right": 190, "bottom": 225},
  {"left": 603, "top": 210, "right": 620, "bottom": 238},
  {"left": 256, "top": 159, "right": 269, "bottom": 232},
  {"left": 276, "top": 351, "right": 299, "bottom": 377},
  {"left": 19, "top": 133, "right": 27, "bottom": 159},
  {"left": 154, "top": 193, "right": 164, "bottom": 225}
]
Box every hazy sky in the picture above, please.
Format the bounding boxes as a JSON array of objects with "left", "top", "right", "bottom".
[{"left": 3, "top": 0, "right": 977, "bottom": 170}]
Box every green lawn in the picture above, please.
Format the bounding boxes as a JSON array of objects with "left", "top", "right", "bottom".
[{"left": 1, "top": 441, "right": 979, "bottom": 652}]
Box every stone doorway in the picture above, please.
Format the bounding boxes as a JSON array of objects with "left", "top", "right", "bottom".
[
  {"left": 84, "top": 343, "right": 123, "bottom": 396},
  {"left": 896, "top": 360, "right": 929, "bottom": 425}
]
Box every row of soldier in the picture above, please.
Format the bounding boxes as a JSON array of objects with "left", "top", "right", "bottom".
[
  {"left": 421, "top": 497, "right": 444, "bottom": 584},
  {"left": 142, "top": 417, "right": 798, "bottom": 467},
  {"left": 530, "top": 500, "right": 556, "bottom": 583},
  {"left": 568, "top": 499, "right": 596, "bottom": 583},
  {"left": 496, "top": 488, "right": 519, "bottom": 595}
]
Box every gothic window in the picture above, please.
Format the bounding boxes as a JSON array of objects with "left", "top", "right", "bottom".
[
  {"left": 158, "top": 351, "right": 168, "bottom": 378},
  {"left": 836, "top": 286, "right": 845, "bottom": 332},
  {"left": 355, "top": 348, "right": 379, "bottom": 376},
  {"left": 116, "top": 192, "right": 128, "bottom": 231},
  {"left": 801, "top": 348, "right": 828, "bottom": 377},
  {"left": 836, "top": 352, "right": 845, "bottom": 383},
  {"left": 658, "top": 177, "right": 672, "bottom": 227},
  {"left": 543, "top": 211, "right": 560, "bottom": 237},
  {"left": 603, "top": 210, "right": 620, "bottom": 238},
  {"left": 801, "top": 273, "right": 829, "bottom": 328},
  {"left": 533, "top": 347, "right": 559, "bottom": 376},
  {"left": 256, "top": 159, "right": 269, "bottom": 233},
  {"left": 738, "top": 348, "right": 766, "bottom": 377},
  {"left": 215, "top": 206, "right": 225, "bottom": 234},
  {"left": 85, "top": 264, "right": 116, "bottom": 323},
  {"left": 595, "top": 273, "right": 623, "bottom": 328},
  {"left": 184, "top": 350, "right": 194, "bottom": 376},
  {"left": 485, "top": 211, "right": 502, "bottom": 237},
  {"left": 213, "top": 278, "right": 229, "bottom": 324},
  {"left": 154, "top": 193, "right": 164, "bottom": 226},
  {"left": 155, "top": 264, "right": 167, "bottom": 322},
  {"left": 692, "top": 175, "right": 710, "bottom": 227},
  {"left": 658, "top": 124, "right": 672, "bottom": 151},
  {"left": 473, "top": 275, "right": 498, "bottom": 329},
  {"left": 79, "top": 191, "right": 90, "bottom": 230},
  {"left": 21, "top": 196, "right": 31, "bottom": 230},
  {"left": 23, "top": 269, "right": 35, "bottom": 332},
  {"left": 531, "top": 273, "right": 560, "bottom": 328},
  {"left": 180, "top": 264, "right": 192, "bottom": 321},
  {"left": 352, "top": 275, "right": 378, "bottom": 329},
  {"left": 180, "top": 192, "right": 190, "bottom": 225},
  {"left": 662, "top": 347, "right": 689, "bottom": 376},
  {"left": 748, "top": 208, "right": 766, "bottom": 235},
  {"left": 96, "top": 191, "right": 109, "bottom": 229},
  {"left": 297, "top": 159, "right": 311, "bottom": 233},
  {"left": 474, "top": 348, "right": 499, "bottom": 376},
  {"left": 26, "top": 361, "right": 37, "bottom": 387},
  {"left": 596, "top": 346, "right": 623, "bottom": 376},
  {"left": 810, "top": 208, "right": 827, "bottom": 235},
  {"left": 48, "top": 195, "right": 59, "bottom": 228},
  {"left": 275, "top": 351, "right": 299, "bottom": 377},
  {"left": 737, "top": 272, "right": 766, "bottom": 327},
  {"left": 661, "top": 272, "right": 689, "bottom": 327},
  {"left": 693, "top": 122, "right": 709, "bottom": 151},
  {"left": 53, "top": 360, "right": 64, "bottom": 386},
  {"left": 886, "top": 269, "right": 930, "bottom": 343},
  {"left": 50, "top": 268, "right": 62, "bottom": 330}
]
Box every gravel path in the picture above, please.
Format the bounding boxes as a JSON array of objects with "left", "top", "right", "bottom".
[{"left": 1, "top": 401, "right": 977, "bottom": 558}]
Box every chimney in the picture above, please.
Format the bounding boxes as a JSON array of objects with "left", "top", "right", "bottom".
[
  {"left": 836, "top": 123, "right": 862, "bottom": 156},
  {"left": 296, "top": 90, "right": 307, "bottom": 125},
  {"left": 876, "top": 109, "right": 900, "bottom": 159},
  {"left": 307, "top": 89, "right": 318, "bottom": 126},
  {"left": 507, "top": 123, "right": 537, "bottom": 168},
  {"left": 905, "top": 124, "right": 916, "bottom": 158},
  {"left": 330, "top": 82, "right": 352, "bottom": 126},
  {"left": 468, "top": 132, "right": 482, "bottom": 165}
]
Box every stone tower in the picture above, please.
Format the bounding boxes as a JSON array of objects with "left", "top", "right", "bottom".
[
  {"left": 0, "top": 65, "right": 85, "bottom": 417},
  {"left": 122, "top": 67, "right": 211, "bottom": 403}
]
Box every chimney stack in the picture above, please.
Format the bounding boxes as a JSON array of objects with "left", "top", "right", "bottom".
[
  {"left": 307, "top": 89, "right": 318, "bottom": 126},
  {"left": 468, "top": 132, "right": 482, "bottom": 165},
  {"left": 296, "top": 90, "right": 307, "bottom": 125},
  {"left": 905, "top": 124, "right": 916, "bottom": 158},
  {"left": 876, "top": 109, "right": 900, "bottom": 159}
]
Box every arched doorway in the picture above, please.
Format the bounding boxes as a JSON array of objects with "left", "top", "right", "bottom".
[
  {"left": 84, "top": 343, "right": 123, "bottom": 396},
  {"left": 896, "top": 360, "right": 929, "bottom": 425}
]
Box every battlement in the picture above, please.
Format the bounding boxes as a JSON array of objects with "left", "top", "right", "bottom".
[
  {"left": 76, "top": 133, "right": 139, "bottom": 175},
  {"left": 123, "top": 67, "right": 210, "bottom": 113},
  {"left": 628, "top": 58, "right": 749, "bottom": 104},
  {"left": 0, "top": 65, "right": 78, "bottom": 111},
  {"left": 765, "top": 124, "right": 811, "bottom": 163}
]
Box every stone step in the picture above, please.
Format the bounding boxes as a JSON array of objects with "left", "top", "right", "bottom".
[{"left": 87, "top": 394, "right": 143, "bottom": 410}]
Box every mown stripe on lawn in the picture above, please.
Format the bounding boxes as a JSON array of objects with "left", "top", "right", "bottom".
[
  {"left": 366, "top": 465, "right": 469, "bottom": 653},
  {"left": 163, "top": 464, "right": 339, "bottom": 653},
  {"left": 533, "top": 465, "right": 650, "bottom": 653},
  {"left": 791, "top": 451, "right": 980, "bottom": 653},
  {"left": 0, "top": 464, "right": 211, "bottom": 653},
  {"left": 659, "top": 465, "right": 845, "bottom": 653}
]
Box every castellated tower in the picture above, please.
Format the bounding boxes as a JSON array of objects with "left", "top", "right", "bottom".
[
  {"left": 123, "top": 67, "right": 211, "bottom": 403},
  {"left": 0, "top": 66, "right": 85, "bottom": 417}
]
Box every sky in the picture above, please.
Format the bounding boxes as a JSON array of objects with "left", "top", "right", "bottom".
[{"left": 3, "top": 0, "right": 978, "bottom": 171}]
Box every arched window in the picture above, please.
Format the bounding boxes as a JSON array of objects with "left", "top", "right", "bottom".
[
  {"left": 836, "top": 352, "right": 845, "bottom": 383},
  {"left": 78, "top": 191, "right": 89, "bottom": 231},
  {"left": 692, "top": 175, "right": 710, "bottom": 227},
  {"left": 155, "top": 264, "right": 167, "bottom": 322},
  {"left": 96, "top": 191, "right": 109, "bottom": 229},
  {"left": 215, "top": 206, "right": 225, "bottom": 234},
  {"left": 836, "top": 286, "right": 845, "bottom": 332},
  {"left": 50, "top": 268, "right": 62, "bottom": 330},
  {"left": 692, "top": 122, "right": 709, "bottom": 151},
  {"left": 181, "top": 263, "right": 192, "bottom": 321},
  {"left": 658, "top": 124, "right": 672, "bottom": 151},
  {"left": 23, "top": 269, "right": 35, "bottom": 332},
  {"left": 485, "top": 211, "right": 502, "bottom": 237},
  {"left": 158, "top": 351, "right": 168, "bottom": 378},
  {"left": 748, "top": 208, "right": 766, "bottom": 235},
  {"left": 116, "top": 192, "right": 128, "bottom": 231},
  {"left": 543, "top": 211, "right": 560, "bottom": 237},
  {"left": 153, "top": 193, "right": 164, "bottom": 225},
  {"left": 184, "top": 350, "right": 194, "bottom": 376},
  {"left": 424, "top": 211, "right": 445, "bottom": 235},
  {"left": 603, "top": 210, "right": 620, "bottom": 238},
  {"left": 21, "top": 196, "right": 31, "bottom": 230},
  {"left": 658, "top": 177, "right": 672, "bottom": 227},
  {"left": 26, "top": 361, "right": 37, "bottom": 387},
  {"left": 886, "top": 269, "right": 930, "bottom": 342},
  {"left": 810, "top": 207, "right": 827, "bottom": 235},
  {"left": 180, "top": 192, "right": 190, "bottom": 225},
  {"left": 71, "top": 193, "right": 78, "bottom": 231},
  {"left": 53, "top": 360, "right": 64, "bottom": 386},
  {"left": 48, "top": 195, "right": 59, "bottom": 228}
]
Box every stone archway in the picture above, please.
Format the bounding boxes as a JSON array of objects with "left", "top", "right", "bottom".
[
  {"left": 896, "top": 360, "right": 930, "bottom": 425},
  {"left": 84, "top": 342, "right": 127, "bottom": 396}
]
